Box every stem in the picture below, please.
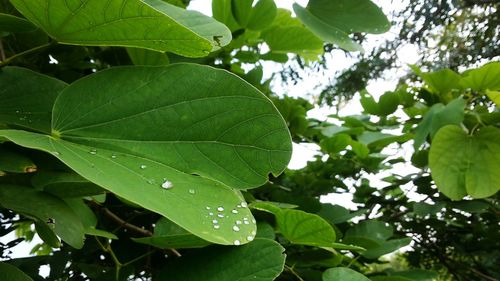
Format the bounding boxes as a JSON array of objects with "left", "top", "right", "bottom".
[
  {"left": 122, "top": 250, "right": 155, "bottom": 267},
  {"left": 0, "top": 38, "right": 6, "bottom": 61},
  {"left": 284, "top": 264, "right": 304, "bottom": 281},
  {"left": 0, "top": 41, "right": 53, "bottom": 67},
  {"left": 95, "top": 237, "right": 122, "bottom": 281}
]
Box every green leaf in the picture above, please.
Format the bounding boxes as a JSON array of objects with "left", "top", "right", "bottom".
[
  {"left": 276, "top": 209, "right": 336, "bottom": 247},
  {"left": 345, "top": 220, "right": 392, "bottom": 241},
  {"left": 0, "top": 185, "right": 85, "bottom": 248},
  {"left": 126, "top": 47, "right": 169, "bottom": 66},
  {"left": 413, "top": 97, "right": 466, "bottom": 149},
  {"left": 429, "top": 125, "right": 500, "bottom": 199},
  {"left": 133, "top": 217, "right": 211, "bottom": 249},
  {"left": 0, "top": 146, "right": 37, "bottom": 173},
  {"left": 34, "top": 219, "right": 61, "bottom": 248},
  {"left": 320, "top": 134, "right": 351, "bottom": 154},
  {"left": 10, "top": 0, "right": 231, "bottom": 57},
  {"left": 212, "top": 0, "right": 241, "bottom": 32},
  {"left": 231, "top": 0, "right": 253, "bottom": 27},
  {"left": 460, "top": 62, "right": 500, "bottom": 91},
  {"left": 158, "top": 239, "right": 285, "bottom": 281},
  {"left": 261, "top": 9, "right": 323, "bottom": 59},
  {"left": 322, "top": 267, "right": 370, "bottom": 281},
  {"left": 31, "top": 171, "right": 106, "bottom": 198},
  {"left": 486, "top": 90, "right": 500, "bottom": 106},
  {"left": 0, "top": 13, "right": 37, "bottom": 33},
  {"left": 293, "top": 4, "right": 362, "bottom": 52},
  {"left": 0, "top": 67, "right": 67, "bottom": 134},
  {"left": 360, "top": 91, "right": 381, "bottom": 115},
  {"left": 256, "top": 221, "right": 275, "bottom": 240},
  {"left": 0, "top": 261, "right": 33, "bottom": 281},
  {"left": 318, "top": 204, "right": 366, "bottom": 224},
  {"left": 390, "top": 269, "right": 438, "bottom": 281},
  {"left": 0, "top": 64, "right": 291, "bottom": 245},
  {"left": 378, "top": 92, "right": 400, "bottom": 116},
  {"left": 306, "top": 0, "right": 390, "bottom": 34},
  {"left": 246, "top": 0, "right": 277, "bottom": 31},
  {"left": 416, "top": 68, "right": 462, "bottom": 95}
]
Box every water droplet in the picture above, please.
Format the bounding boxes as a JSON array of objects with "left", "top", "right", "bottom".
[
  {"left": 251, "top": 219, "right": 256, "bottom": 224},
  {"left": 15, "top": 110, "right": 20, "bottom": 113},
  {"left": 89, "top": 149, "right": 97, "bottom": 155},
  {"left": 231, "top": 209, "right": 238, "bottom": 214},
  {"left": 240, "top": 202, "right": 248, "bottom": 208},
  {"left": 244, "top": 220, "right": 250, "bottom": 225},
  {"left": 236, "top": 220, "right": 242, "bottom": 225},
  {"left": 247, "top": 236, "right": 254, "bottom": 241},
  {"left": 236, "top": 204, "right": 242, "bottom": 208},
  {"left": 208, "top": 212, "right": 214, "bottom": 216},
  {"left": 111, "top": 154, "right": 117, "bottom": 159},
  {"left": 217, "top": 207, "right": 224, "bottom": 212},
  {"left": 233, "top": 240, "right": 241, "bottom": 245},
  {"left": 188, "top": 189, "right": 195, "bottom": 194},
  {"left": 161, "top": 180, "right": 173, "bottom": 189},
  {"left": 206, "top": 206, "right": 211, "bottom": 210},
  {"left": 53, "top": 151, "right": 60, "bottom": 156},
  {"left": 251, "top": 230, "right": 256, "bottom": 236},
  {"left": 140, "top": 164, "right": 147, "bottom": 169},
  {"left": 213, "top": 225, "right": 220, "bottom": 229},
  {"left": 217, "top": 214, "right": 224, "bottom": 218},
  {"left": 232, "top": 226, "right": 240, "bottom": 232},
  {"left": 212, "top": 219, "right": 218, "bottom": 224}
]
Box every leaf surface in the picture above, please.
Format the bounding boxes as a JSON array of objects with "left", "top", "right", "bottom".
[
  {"left": 0, "top": 261, "right": 33, "bottom": 281},
  {"left": 9, "top": 0, "right": 231, "bottom": 57},
  {"left": 322, "top": 267, "right": 370, "bottom": 281}
]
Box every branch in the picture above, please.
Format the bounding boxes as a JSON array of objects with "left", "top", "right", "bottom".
[{"left": 0, "top": 41, "right": 53, "bottom": 67}]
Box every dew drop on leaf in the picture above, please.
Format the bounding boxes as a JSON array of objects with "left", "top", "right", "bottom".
[
  {"left": 161, "top": 180, "right": 173, "bottom": 189},
  {"left": 213, "top": 225, "right": 220, "bottom": 229},
  {"left": 240, "top": 202, "right": 248, "bottom": 208},
  {"left": 247, "top": 236, "right": 254, "bottom": 242},
  {"left": 231, "top": 209, "right": 238, "bottom": 214},
  {"left": 217, "top": 207, "right": 224, "bottom": 211},
  {"left": 188, "top": 189, "right": 195, "bottom": 194},
  {"left": 233, "top": 240, "right": 241, "bottom": 245},
  {"left": 232, "top": 226, "right": 240, "bottom": 232},
  {"left": 89, "top": 149, "right": 97, "bottom": 155},
  {"left": 140, "top": 164, "right": 147, "bottom": 169}
]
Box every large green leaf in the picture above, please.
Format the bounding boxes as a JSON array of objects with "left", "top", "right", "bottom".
[
  {"left": 322, "top": 267, "right": 370, "bottom": 281},
  {"left": 0, "top": 261, "right": 33, "bottom": 281},
  {"left": 261, "top": 9, "right": 323, "bottom": 59},
  {"left": 460, "top": 61, "right": 500, "bottom": 91},
  {"left": 294, "top": 0, "right": 389, "bottom": 51},
  {"left": 414, "top": 67, "right": 462, "bottom": 95},
  {"left": 9, "top": 0, "right": 231, "bottom": 57},
  {"left": 231, "top": 0, "right": 277, "bottom": 31},
  {"left": 0, "top": 184, "right": 85, "bottom": 248},
  {"left": 158, "top": 239, "right": 285, "bottom": 281},
  {"left": 429, "top": 125, "right": 500, "bottom": 199},
  {"left": 0, "top": 67, "right": 67, "bottom": 133},
  {"left": 31, "top": 171, "right": 106, "bottom": 198},
  {"left": 212, "top": 0, "right": 241, "bottom": 32},
  {"left": 276, "top": 209, "right": 336, "bottom": 247},
  {"left": 0, "top": 64, "right": 292, "bottom": 245},
  {"left": 126, "top": 47, "right": 169, "bottom": 66}
]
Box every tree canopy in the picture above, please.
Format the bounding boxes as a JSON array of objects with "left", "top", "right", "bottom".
[{"left": 0, "top": 0, "right": 498, "bottom": 281}]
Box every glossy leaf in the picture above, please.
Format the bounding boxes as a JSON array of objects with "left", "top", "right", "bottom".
[
  {"left": 0, "top": 67, "right": 67, "bottom": 133},
  {"left": 0, "top": 185, "right": 85, "bottom": 248},
  {"left": 0, "top": 261, "right": 33, "bottom": 281},
  {"left": 31, "top": 171, "right": 106, "bottom": 198},
  {"left": 9, "top": 0, "right": 231, "bottom": 57},
  {"left": 322, "top": 267, "right": 370, "bottom": 281},
  {"left": 0, "top": 64, "right": 292, "bottom": 245},
  {"left": 0, "top": 13, "right": 37, "bottom": 33},
  {"left": 429, "top": 125, "right": 500, "bottom": 199},
  {"left": 276, "top": 209, "right": 336, "bottom": 247},
  {"left": 158, "top": 239, "right": 286, "bottom": 281}
]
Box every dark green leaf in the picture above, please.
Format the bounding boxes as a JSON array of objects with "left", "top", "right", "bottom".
[
  {"left": 0, "top": 13, "right": 37, "bottom": 33},
  {"left": 322, "top": 267, "right": 370, "bottom": 281},
  {"left": 276, "top": 209, "right": 336, "bottom": 247},
  {"left": 0, "top": 261, "right": 33, "bottom": 281}
]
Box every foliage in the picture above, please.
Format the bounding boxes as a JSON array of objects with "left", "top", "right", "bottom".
[{"left": 0, "top": 0, "right": 498, "bottom": 281}]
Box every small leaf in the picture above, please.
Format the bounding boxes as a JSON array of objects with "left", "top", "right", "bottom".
[
  {"left": 486, "top": 90, "right": 500, "bottom": 106},
  {"left": 126, "top": 47, "right": 169, "bottom": 66},
  {"left": 0, "top": 261, "right": 33, "bottom": 281},
  {"left": 246, "top": 0, "right": 277, "bottom": 31},
  {"left": 31, "top": 171, "right": 105, "bottom": 198},
  {"left": 322, "top": 267, "right": 370, "bottom": 281},
  {"left": 158, "top": 239, "right": 285, "bottom": 281},
  {"left": 10, "top": 0, "right": 231, "bottom": 57},
  {"left": 276, "top": 209, "right": 336, "bottom": 247},
  {"left": 0, "top": 146, "right": 37, "bottom": 173},
  {"left": 429, "top": 125, "right": 500, "bottom": 199}
]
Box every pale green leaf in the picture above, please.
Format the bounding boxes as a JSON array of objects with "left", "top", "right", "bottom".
[
  {"left": 276, "top": 209, "right": 336, "bottom": 247},
  {"left": 322, "top": 267, "right": 370, "bottom": 281},
  {"left": 231, "top": 0, "right": 253, "bottom": 27},
  {"left": 418, "top": 68, "right": 462, "bottom": 95},
  {"left": 10, "top": 0, "right": 231, "bottom": 57},
  {"left": 293, "top": 3, "right": 363, "bottom": 52},
  {"left": 158, "top": 239, "right": 285, "bottom": 281},
  {"left": 460, "top": 62, "right": 500, "bottom": 91},
  {"left": 0, "top": 185, "right": 85, "bottom": 248},
  {"left": 486, "top": 90, "right": 500, "bottom": 106},
  {"left": 212, "top": 0, "right": 241, "bottom": 32},
  {"left": 0, "top": 67, "right": 67, "bottom": 133},
  {"left": 429, "top": 125, "right": 500, "bottom": 199},
  {"left": 0, "top": 261, "right": 33, "bottom": 281},
  {"left": 246, "top": 0, "right": 277, "bottom": 31}
]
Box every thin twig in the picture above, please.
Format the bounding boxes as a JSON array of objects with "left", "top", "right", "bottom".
[
  {"left": 0, "top": 38, "right": 6, "bottom": 61},
  {"left": 0, "top": 41, "right": 53, "bottom": 67}
]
